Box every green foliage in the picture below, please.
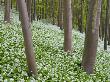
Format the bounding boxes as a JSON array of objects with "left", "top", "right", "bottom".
[
  {"left": 0, "top": 11, "right": 110, "bottom": 81},
  {"left": 8, "top": 0, "right": 109, "bottom": 30}
]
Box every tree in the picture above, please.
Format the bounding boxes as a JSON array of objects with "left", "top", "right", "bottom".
[
  {"left": 82, "top": 0, "right": 102, "bottom": 74},
  {"left": 99, "top": 2, "right": 104, "bottom": 40},
  {"left": 26, "top": 0, "right": 32, "bottom": 22},
  {"left": 63, "top": 0, "right": 72, "bottom": 52},
  {"left": 32, "top": 0, "right": 36, "bottom": 20},
  {"left": 104, "top": 0, "right": 109, "bottom": 50},
  {"left": 4, "top": 0, "right": 11, "bottom": 23},
  {"left": 45, "top": 0, "right": 48, "bottom": 19},
  {"left": 108, "top": 0, "right": 110, "bottom": 45},
  {"left": 78, "top": 0, "right": 83, "bottom": 33},
  {"left": 50, "top": 0, "right": 55, "bottom": 24},
  {"left": 58, "top": 0, "right": 63, "bottom": 29},
  {"left": 17, "top": 0, "right": 37, "bottom": 76}
]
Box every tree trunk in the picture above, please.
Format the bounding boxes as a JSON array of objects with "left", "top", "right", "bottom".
[
  {"left": 82, "top": 0, "right": 102, "bottom": 74},
  {"left": 27, "top": 0, "right": 31, "bottom": 22},
  {"left": 107, "top": 0, "right": 110, "bottom": 45},
  {"left": 58, "top": 0, "right": 63, "bottom": 30},
  {"left": 63, "top": 0, "right": 72, "bottom": 52},
  {"left": 17, "top": 0, "right": 37, "bottom": 76},
  {"left": 45, "top": 0, "right": 48, "bottom": 19},
  {"left": 78, "top": 0, "right": 83, "bottom": 33},
  {"left": 31, "top": 0, "right": 36, "bottom": 21},
  {"left": 104, "top": 0, "right": 109, "bottom": 50},
  {"left": 4, "top": 0, "right": 11, "bottom": 23},
  {"left": 11, "top": 0, "right": 12, "bottom": 9}
]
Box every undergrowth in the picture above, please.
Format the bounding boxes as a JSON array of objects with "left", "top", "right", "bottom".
[{"left": 0, "top": 9, "right": 110, "bottom": 81}]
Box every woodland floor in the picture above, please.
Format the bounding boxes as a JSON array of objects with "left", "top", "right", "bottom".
[{"left": 0, "top": 8, "right": 110, "bottom": 81}]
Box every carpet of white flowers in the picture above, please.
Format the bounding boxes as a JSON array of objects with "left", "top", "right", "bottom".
[{"left": 0, "top": 8, "right": 110, "bottom": 81}]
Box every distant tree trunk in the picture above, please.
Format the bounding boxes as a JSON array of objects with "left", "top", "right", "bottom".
[
  {"left": 100, "top": 1, "right": 105, "bottom": 41},
  {"left": 4, "top": 0, "right": 11, "bottom": 23},
  {"left": 58, "top": 0, "right": 63, "bottom": 30},
  {"left": 101, "top": 22, "right": 105, "bottom": 40},
  {"left": 42, "top": 0, "right": 45, "bottom": 19},
  {"left": 51, "top": 0, "right": 55, "bottom": 24},
  {"left": 16, "top": 0, "right": 18, "bottom": 11},
  {"left": 33, "top": 0, "right": 36, "bottom": 20},
  {"left": 31, "top": 0, "right": 36, "bottom": 21},
  {"left": 17, "top": 0, "right": 37, "bottom": 76},
  {"left": 99, "top": 2, "right": 104, "bottom": 40},
  {"left": 50, "top": 0, "right": 54, "bottom": 24},
  {"left": 107, "top": 0, "right": 110, "bottom": 45},
  {"left": 45, "top": 0, "right": 48, "bottom": 19},
  {"left": 82, "top": 0, "right": 102, "bottom": 74},
  {"left": 63, "top": 0, "right": 72, "bottom": 52},
  {"left": 78, "top": 0, "right": 83, "bottom": 33},
  {"left": 11, "top": 0, "right": 12, "bottom": 9},
  {"left": 39, "top": 5, "right": 42, "bottom": 19},
  {"left": 104, "top": 0, "right": 109, "bottom": 50},
  {"left": 27, "top": 0, "right": 31, "bottom": 22},
  {"left": 37, "top": 0, "right": 40, "bottom": 20},
  {"left": 99, "top": 5, "right": 103, "bottom": 40}
]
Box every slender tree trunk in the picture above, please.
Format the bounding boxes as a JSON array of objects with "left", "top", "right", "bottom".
[
  {"left": 40, "top": 5, "right": 42, "bottom": 19},
  {"left": 42, "top": 0, "right": 45, "bottom": 19},
  {"left": 104, "top": 0, "right": 109, "bottom": 50},
  {"left": 11, "top": 0, "right": 12, "bottom": 9},
  {"left": 99, "top": 2, "right": 104, "bottom": 40},
  {"left": 49, "top": 0, "right": 54, "bottom": 24},
  {"left": 16, "top": 0, "right": 18, "bottom": 11},
  {"left": 4, "top": 0, "right": 11, "bottom": 23},
  {"left": 33, "top": 0, "right": 36, "bottom": 20},
  {"left": 45, "top": 0, "right": 48, "bottom": 19},
  {"left": 63, "top": 0, "right": 72, "bottom": 52},
  {"left": 82, "top": 0, "right": 102, "bottom": 74},
  {"left": 78, "top": 0, "right": 83, "bottom": 33},
  {"left": 107, "top": 0, "right": 110, "bottom": 45},
  {"left": 58, "top": 0, "right": 63, "bottom": 30},
  {"left": 37, "top": 0, "right": 40, "bottom": 20},
  {"left": 51, "top": 0, "right": 55, "bottom": 24},
  {"left": 100, "top": 1, "right": 105, "bottom": 41},
  {"left": 31, "top": 0, "right": 36, "bottom": 21},
  {"left": 27, "top": 0, "right": 31, "bottom": 22},
  {"left": 17, "top": 0, "right": 37, "bottom": 76}
]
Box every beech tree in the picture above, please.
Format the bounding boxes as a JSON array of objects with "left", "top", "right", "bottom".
[
  {"left": 63, "top": 0, "right": 72, "bottom": 52},
  {"left": 78, "top": 0, "right": 83, "bottom": 33},
  {"left": 32, "top": 0, "right": 36, "bottom": 20},
  {"left": 58, "top": 0, "right": 63, "bottom": 29},
  {"left": 108, "top": 0, "right": 110, "bottom": 45},
  {"left": 26, "top": 0, "right": 32, "bottom": 22},
  {"left": 45, "top": 0, "right": 48, "bottom": 18},
  {"left": 17, "top": 0, "right": 37, "bottom": 76},
  {"left": 104, "top": 0, "right": 109, "bottom": 50},
  {"left": 4, "top": 0, "right": 11, "bottom": 23},
  {"left": 50, "top": 0, "right": 55, "bottom": 24},
  {"left": 82, "top": 0, "right": 102, "bottom": 74}
]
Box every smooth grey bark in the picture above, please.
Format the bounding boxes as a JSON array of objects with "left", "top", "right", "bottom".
[
  {"left": 58, "top": 0, "right": 63, "bottom": 30},
  {"left": 104, "top": 0, "right": 109, "bottom": 50},
  {"left": 27, "top": 0, "right": 31, "bottom": 22},
  {"left": 107, "top": 0, "right": 110, "bottom": 45},
  {"left": 4, "top": 0, "right": 11, "bottom": 23},
  {"left": 63, "top": 0, "right": 72, "bottom": 52},
  {"left": 82, "top": 0, "right": 102, "bottom": 74},
  {"left": 17, "top": 0, "right": 37, "bottom": 76}
]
